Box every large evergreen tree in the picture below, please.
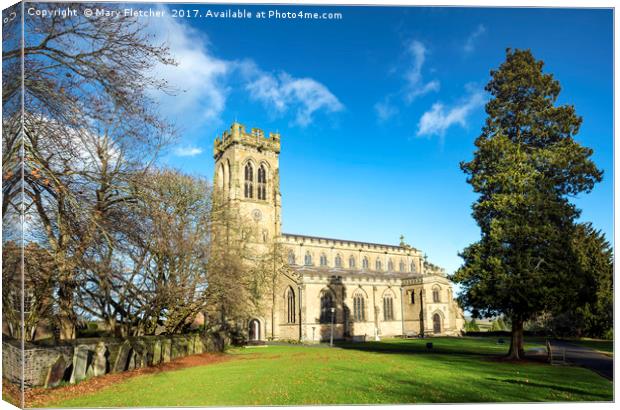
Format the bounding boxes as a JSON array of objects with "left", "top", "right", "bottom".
[
  {"left": 557, "top": 222, "right": 613, "bottom": 338},
  {"left": 452, "top": 49, "right": 603, "bottom": 360}
]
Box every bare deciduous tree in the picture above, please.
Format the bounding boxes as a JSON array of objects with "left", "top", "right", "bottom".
[
  {"left": 2, "top": 3, "right": 177, "bottom": 339},
  {"left": 204, "top": 191, "right": 260, "bottom": 336}
]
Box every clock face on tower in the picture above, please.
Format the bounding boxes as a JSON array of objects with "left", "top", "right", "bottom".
[{"left": 252, "top": 208, "right": 262, "bottom": 222}]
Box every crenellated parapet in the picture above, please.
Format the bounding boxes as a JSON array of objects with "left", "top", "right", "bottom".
[
  {"left": 424, "top": 261, "right": 446, "bottom": 276},
  {"left": 214, "top": 121, "right": 280, "bottom": 160}
]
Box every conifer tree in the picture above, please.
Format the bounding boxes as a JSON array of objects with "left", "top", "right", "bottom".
[{"left": 452, "top": 49, "right": 602, "bottom": 360}]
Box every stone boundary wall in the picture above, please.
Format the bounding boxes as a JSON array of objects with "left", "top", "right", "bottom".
[{"left": 2, "top": 333, "right": 224, "bottom": 388}]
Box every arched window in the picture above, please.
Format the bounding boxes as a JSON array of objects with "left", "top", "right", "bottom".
[
  {"left": 375, "top": 259, "right": 382, "bottom": 271},
  {"left": 320, "top": 254, "right": 328, "bottom": 267},
  {"left": 288, "top": 250, "right": 296, "bottom": 265},
  {"left": 217, "top": 163, "right": 224, "bottom": 189},
  {"left": 410, "top": 291, "right": 415, "bottom": 304},
  {"left": 362, "top": 257, "right": 369, "bottom": 270},
  {"left": 411, "top": 261, "right": 417, "bottom": 273},
  {"left": 257, "top": 164, "right": 267, "bottom": 200},
  {"left": 399, "top": 260, "right": 405, "bottom": 272},
  {"left": 349, "top": 256, "right": 356, "bottom": 269},
  {"left": 225, "top": 160, "right": 231, "bottom": 190},
  {"left": 433, "top": 287, "right": 440, "bottom": 303},
  {"left": 383, "top": 293, "right": 394, "bottom": 321},
  {"left": 388, "top": 259, "right": 394, "bottom": 272},
  {"left": 433, "top": 313, "right": 442, "bottom": 334},
  {"left": 335, "top": 254, "right": 342, "bottom": 268},
  {"left": 320, "top": 291, "right": 334, "bottom": 324},
  {"left": 304, "top": 251, "right": 313, "bottom": 266},
  {"left": 287, "top": 287, "right": 296, "bottom": 324},
  {"left": 262, "top": 230, "right": 268, "bottom": 243},
  {"left": 244, "top": 162, "right": 254, "bottom": 198},
  {"left": 353, "top": 291, "right": 366, "bottom": 322}
]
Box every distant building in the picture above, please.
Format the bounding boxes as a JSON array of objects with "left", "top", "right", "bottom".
[{"left": 213, "top": 122, "right": 465, "bottom": 342}]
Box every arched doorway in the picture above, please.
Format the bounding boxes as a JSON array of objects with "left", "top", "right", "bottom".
[
  {"left": 248, "top": 319, "right": 261, "bottom": 341},
  {"left": 433, "top": 313, "right": 442, "bottom": 334}
]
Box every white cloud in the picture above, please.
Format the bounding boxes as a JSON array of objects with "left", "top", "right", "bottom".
[
  {"left": 407, "top": 79, "right": 440, "bottom": 101},
  {"left": 374, "top": 39, "right": 440, "bottom": 122},
  {"left": 463, "top": 24, "right": 486, "bottom": 54},
  {"left": 374, "top": 98, "right": 398, "bottom": 122},
  {"left": 416, "top": 87, "right": 486, "bottom": 137},
  {"left": 149, "top": 10, "right": 230, "bottom": 125},
  {"left": 404, "top": 40, "right": 440, "bottom": 102},
  {"left": 246, "top": 70, "right": 344, "bottom": 127},
  {"left": 147, "top": 10, "right": 343, "bottom": 132},
  {"left": 174, "top": 146, "right": 203, "bottom": 157},
  {"left": 148, "top": 16, "right": 342, "bottom": 129}
]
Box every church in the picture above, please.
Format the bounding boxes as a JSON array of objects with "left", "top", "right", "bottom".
[{"left": 213, "top": 121, "right": 465, "bottom": 342}]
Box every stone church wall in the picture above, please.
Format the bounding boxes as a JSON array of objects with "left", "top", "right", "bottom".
[{"left": 300, "top": 279, "right": 410, "bottom": 341}]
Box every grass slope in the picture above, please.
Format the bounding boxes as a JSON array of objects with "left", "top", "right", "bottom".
[{"left": 45, "top": 337, "right": 612, "bottom": 407}]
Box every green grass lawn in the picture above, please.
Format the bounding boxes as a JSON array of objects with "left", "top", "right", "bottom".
[{"left": 44, "top": 337, "right": 612, "bottom": 407}]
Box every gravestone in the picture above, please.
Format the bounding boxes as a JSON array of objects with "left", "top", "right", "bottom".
[
  {"left": 85, "top": 361, "right": 95, "bottom": 379},
  {"left": 132, "top": 340, "right": 146, "bottom": 368},
  {"left": 127, "top": 348, "right": 141, "bottom": 370},
  {"left": 162, "top": 339, "right": 171, "bottom": 363},
  {"left": 144, "top": 341, "right": 154, "bottom": 366},
  {"left": 187, "top": 337, "right": 195, "bottom": 355},
  {"left": 70, "top": 345, "right": 91, "bottom": 383},
  {"left": 194, "top": 335, "right": 203, "bottom": 354},
  {"left": 152, "top": 340, "right": 162, "bottom": 365},
  {"left": 92, "top": 341, "right": 108, "bottom": 376},
  {"left": 126, "top": 349, "right": 137, "bottom": 370},
  {"left": 170, "top": 340, "right": 180, "bottom": 359},
  {"left": 113, "top": 340, "right": 131, "bottom": 372},
  {"left": 45, "top": 354, "right": 68, "bottom": 388}
]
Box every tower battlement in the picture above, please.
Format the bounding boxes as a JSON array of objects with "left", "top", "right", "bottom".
[{"left": 214, "top": 121, "right": 280, "bottom": 160}]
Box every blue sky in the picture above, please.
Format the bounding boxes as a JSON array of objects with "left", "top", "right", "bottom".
[{"left": 146, "top": 5, "right": 613, "bottom": 275}]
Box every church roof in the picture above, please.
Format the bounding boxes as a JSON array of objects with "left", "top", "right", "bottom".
[
  {"left": 290, "top": 265, "right": 420, "bottom": 280},
  {"left": 281, "top": 232, "right": 419, "bottom": 253}
]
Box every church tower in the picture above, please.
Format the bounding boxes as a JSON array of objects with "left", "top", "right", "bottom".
[{"left": 213, "top": 122, "right": 282, "bottom": 245}]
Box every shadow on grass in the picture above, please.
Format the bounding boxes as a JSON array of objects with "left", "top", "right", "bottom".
[
  {"left": 326, "top": 358, "right": 611, "bottom": 404},
  {"left": 335, "top": 337, "right": 551, "bottom": 364},
  {"left": 329, "top": 338, "right": 612, "bottom": 403},
  {"left": 486, "top": 377, "right": 610, "bottom": 399},
  {"left": 334, "top": 338, "right": 507, "bottom": 358}
]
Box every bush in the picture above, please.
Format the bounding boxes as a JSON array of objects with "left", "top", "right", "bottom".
[
  {"left": 464, "top": 319, "right": 480, "bottom": 332},
  {"left": 278, "top": 339, "right": 302, "bottom": 345},
  {"left": 490, "top": 319, "right": 507, "bottom": 331}
]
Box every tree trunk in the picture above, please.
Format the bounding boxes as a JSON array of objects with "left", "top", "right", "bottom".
[
  {"left": 107, "top": 317, "right": 119, "bottom": 337},
  {"left": 57, "top": 280, "right": 76, "bottom": 340},
  {"left": 58, "top": 314, "right": 76, "bottom": 340},
  {"left": 507, "top": 318, "right": 525, "bottom": 360}
]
